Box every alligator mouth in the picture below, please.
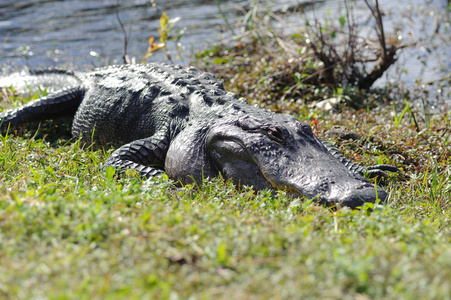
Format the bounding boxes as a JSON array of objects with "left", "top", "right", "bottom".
[
  {"left": 283, "top": 190, "right": 386, "bottom": 209},
  {"left": 270, "top": 174, "right": 387, "bottom": 209}
]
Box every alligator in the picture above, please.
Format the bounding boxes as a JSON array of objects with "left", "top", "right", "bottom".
[{"left": 0, "top": 63, "right": 398, "bottom": 208}]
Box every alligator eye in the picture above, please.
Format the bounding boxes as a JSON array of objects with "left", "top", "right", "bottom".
[
  {"left": 267, "top": 127, "right": 285, "bottom": 145},
  {"left": 296, "top": 122, "right": 314, "bottom": 135}
]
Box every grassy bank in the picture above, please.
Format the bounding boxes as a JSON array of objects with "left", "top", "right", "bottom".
[
  {"left": 1, "top": 73, "right": 450, "bottom": 300},
  {"left": 1, "top": 7, "right": 451, "bottom": 300}
]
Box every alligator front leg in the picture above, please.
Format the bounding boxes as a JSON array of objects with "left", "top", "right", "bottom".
[
  {"left": 319, "top": 138, "right": 399, "bottom": 178},
  {"left": 103, "top": 131, "right": 170, "bottom": 179}
]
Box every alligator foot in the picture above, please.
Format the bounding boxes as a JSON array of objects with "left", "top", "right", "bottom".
[{"left": 363, "top": 164, "right": 400, "bottom": 178}]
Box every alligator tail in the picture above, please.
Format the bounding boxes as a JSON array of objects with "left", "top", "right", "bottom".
[{"left": 0, "top": 86, "right": 85, "bottom": 133}]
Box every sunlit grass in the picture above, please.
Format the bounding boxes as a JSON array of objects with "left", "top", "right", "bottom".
[
  {"left": 1, "top": 82, "right": 451, "bottom": 299},
  {"left": 1, "top": 9, "right": 450, "bottom": 293}
]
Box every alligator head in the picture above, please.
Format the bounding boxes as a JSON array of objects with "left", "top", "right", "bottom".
[{"left": 165, "top": 113, "right": 387, "bottom": 208}]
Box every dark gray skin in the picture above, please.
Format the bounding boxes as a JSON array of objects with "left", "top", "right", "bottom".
[{"left": 0, "top": 63, "right": 397, "bottom": 207}]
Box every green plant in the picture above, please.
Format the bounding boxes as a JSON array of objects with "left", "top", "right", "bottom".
[
  {"left": 143, "top": 12, "right": 184, "bottom": 63},
  {"left": 392, "top": 100, "right": 410, "bottom": 129}
]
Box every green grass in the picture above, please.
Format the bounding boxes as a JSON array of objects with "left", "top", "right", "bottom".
[
  {"left": 1, "top": 87, "right": 451, "bottom": 299},
  {"left": 2, "top": 14, "right": 451, "bottom": 296}
]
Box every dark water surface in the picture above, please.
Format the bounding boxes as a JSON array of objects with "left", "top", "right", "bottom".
[
  {"left": 0, "top": 0, "right": 300, "bottom": 67},
  {"left": 0, "top": 0, "right": 246, "bottom": 67},
  {"left": 0, "top": 0, "right": 449, "bottom": 105}
]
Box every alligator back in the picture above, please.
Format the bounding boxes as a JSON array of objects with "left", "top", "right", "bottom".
[{"left": 72, "top": 63, "right": 239, "bottom": 147}]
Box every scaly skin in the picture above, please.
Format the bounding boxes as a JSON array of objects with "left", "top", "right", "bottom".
[{"left": 0, "top": 63, "right": 398, "bottom": 208}]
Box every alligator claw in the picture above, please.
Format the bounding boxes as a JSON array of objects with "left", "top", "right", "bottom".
[{"left": 363, "top": 164, "right": 400, "bottom": 178}]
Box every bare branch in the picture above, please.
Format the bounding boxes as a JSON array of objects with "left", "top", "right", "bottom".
[
  {"left": 364, "top": 0, "right": 387, "bottom": 60},
  {"left": 116, "top": 1, "right": 130, "bottom": 64}
]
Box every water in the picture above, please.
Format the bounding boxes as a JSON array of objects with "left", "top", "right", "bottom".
[
  {"left": 0, "top": 0, "right": 449, "bottom": 105},
  {"left": 0, "top": 0, "right": 245, "bottom": 67},
  {"left": 278, "top": 0, "right": 450, "bottom": 108},
  {"left": 0, "top": 0, "right": 308, "bottom": 67}
]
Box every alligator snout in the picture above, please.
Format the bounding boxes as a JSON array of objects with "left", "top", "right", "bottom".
[{"left": 282, "top": 175, "right": 387, "bottom": 208}]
